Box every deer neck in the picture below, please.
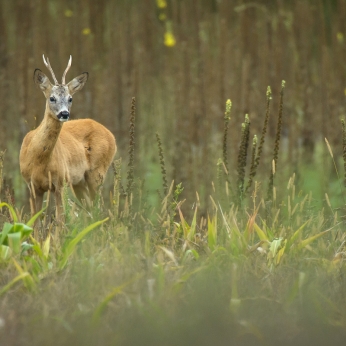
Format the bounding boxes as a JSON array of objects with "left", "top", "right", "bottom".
[{"left": 31, "top": 103, "right": 63, "bottom": 164}]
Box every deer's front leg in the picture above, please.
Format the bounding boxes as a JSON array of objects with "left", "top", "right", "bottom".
[
  {"left": 54, "top": 189, "right": 64, "bottom": 225},
  {"left": 29, "top": 187, "right": 44, "bottom": 239},
  {"left": 34, "top": 192, "right": 44, "bottom": 216},
  {"left": 28, "top": 183, "right": 44, "bottom": 216}
]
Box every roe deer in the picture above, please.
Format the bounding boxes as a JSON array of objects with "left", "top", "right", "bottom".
[{"left": 20, "top": 55, "right": 116, "bottom": 223}]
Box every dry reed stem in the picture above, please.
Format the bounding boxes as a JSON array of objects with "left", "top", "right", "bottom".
[
  {"left": 267, "top": 81, "right": 285, "bottom": 201},
  {"left": 156, "top": 132, "right": 168, "bottom": 196},
  {"left": 0, "top": 150, "right": 4, "bottom": 199},
  {"left": 245, "top": 135, "right": 258, "bottom": 193},
  {"left": 126, "top": 97, "right": 136, "bottom": 197},
  {"left": 341, "top": 118, "right": 346, "bottom": 187},
  {"left": 255, "top": 86, "right": 272, "bottom": 171},
  {"left": 236, "top": 114, "right": 250, "bottom": 205},
  {"left": 222, "top": 99, "right": 232, "bottom": 175}
]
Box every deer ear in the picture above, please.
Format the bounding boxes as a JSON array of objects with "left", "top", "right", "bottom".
[
  {"left": 67, "top": 72, "right": 88, "bottom": 95},
  {"left": 34, "top": 69, "right": 52, "bottom": 95}
]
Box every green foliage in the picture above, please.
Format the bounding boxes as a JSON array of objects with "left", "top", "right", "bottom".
[
  {"left": 0, "top": 203, "right": 45, "bottom": 260},
  {"left": 2, "top": 2, "right": 346, "bottom": 343},
  {"left": 59, "top": 217, "right": 109, "bottom": 270}
]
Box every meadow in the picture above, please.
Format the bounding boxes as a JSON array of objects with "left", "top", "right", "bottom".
[{"left": 1, "top": 1, "right": 346, "bottom": 345}]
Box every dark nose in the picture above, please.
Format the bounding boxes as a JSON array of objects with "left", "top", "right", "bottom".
[{"left": 58, "top": 111, "right": 70, "bottom": 121}]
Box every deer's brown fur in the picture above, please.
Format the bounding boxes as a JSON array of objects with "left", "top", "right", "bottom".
[{"left": 20, "top": 55, "right": 116, "bottom": 222}]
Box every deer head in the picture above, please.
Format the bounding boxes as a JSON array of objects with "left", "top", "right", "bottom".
[{"left": 33, "top": 55, "right": 88, "bottom": 122}]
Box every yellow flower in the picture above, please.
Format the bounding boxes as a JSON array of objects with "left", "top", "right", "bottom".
[
  {"left": 337, "top": 32, "right": 344, "bottom": 44},
  {"left": 82, "top": 28, "right": 91, "bottom": 35},
  {"left": 164, "top": 32, "right": 176, "bottom": 47},
  {"left": 156, "top": 0, "right": 167, "bottom": 9},
  {"left": 64, "top": 9, "right": 73, "bottom": 17},
  {"left": 158, "top": 13, "right": 167, "bottom": 21}
]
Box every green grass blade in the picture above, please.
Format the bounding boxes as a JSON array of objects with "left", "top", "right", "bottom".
[
  {"left": 92, "top": 274, "right": 142, "bottom": 324},
  {"left": 59, "top": 217, "right": 109, "bottom": 270},
  {"left": 254, "top": 223, "right": 269, "bottom": 241},
  {"left": 12, "top": 258, "right": 36, "bottom": 291},
  {"left": 178, "top": 207, "right": 190, "bottom": 239},
  {"left": 43, "top": 234, "right": 51, "bottom": 259},
  {"left": 0, "top": 202, "right": 18, "bottom": 223},
  {"left": 286, "top": 220, "right": 309, "bottom": 251},
  {"left": 0, "top": 272, "right": 30, "bottom": 297},
  {"left": 188, "top": 206, "right": 198, "bottom": 241},
  {"left": 297, "top": 227, "right": 334, "bottom": 251},
  {"left": 26, "top": 207, "right": 47, "bottom": 227},
  {"left": 207, "top": 215, "right": 217, "bottom": 250}
]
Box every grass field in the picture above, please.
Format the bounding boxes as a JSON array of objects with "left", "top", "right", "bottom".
[
  {"left": 1, "top": 1, "right": 346, "bottom": 345},
  {"left": 1, "top": 90, "right": 346, "bottom": 346}
]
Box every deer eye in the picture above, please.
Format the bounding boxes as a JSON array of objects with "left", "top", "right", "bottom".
[
  {"left": 68, "top": 97, "right": 73, "bottom": 103},
  {"left": 49, "top": 97, "right": 56, "bottom": 102}
]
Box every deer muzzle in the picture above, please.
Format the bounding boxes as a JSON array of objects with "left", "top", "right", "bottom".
[{"left": 58, "top": 111, "right": 70, "bottom": 122}]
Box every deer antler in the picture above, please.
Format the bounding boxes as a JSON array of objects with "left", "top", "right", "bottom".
[
  {"left": 61, "top": 55, "right": 72, "bottom": 85},
  {"left": 42, "top": 54, "right": 58, "bottom": 85}
]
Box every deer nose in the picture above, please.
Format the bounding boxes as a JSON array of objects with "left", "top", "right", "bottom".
[{"left": 58, "top": 111, "right": 70, "bottom": 122}]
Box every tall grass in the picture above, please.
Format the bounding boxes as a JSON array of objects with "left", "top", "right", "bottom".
[
  {"left": 0, "top": 1, "right": 345, "bottom": 206},
  {"left": 1, "top": 1, "right": 346, "bottom": 345},
  {"left": 1, "top": 81, "right": 346, "bottom": 345}
]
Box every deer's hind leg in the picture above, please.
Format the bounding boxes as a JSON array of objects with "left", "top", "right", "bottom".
[
  {"left": 85, "top": 168, "right": 107, "bottom": 202},
  {"left": 72, "top": 184, "right": 91, "bottom": 208}
]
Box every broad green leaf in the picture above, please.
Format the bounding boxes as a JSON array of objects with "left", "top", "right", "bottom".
[
  {"left": 8, "top": 232, "right": 21, "bottom": 253},
  {"left": 0, "top": 222, "right": 13, "bottom": 245},
  {"left": 12, "top": 223, "right": 33, "bottom": 240},
  {"left": 268, "top": 238, "right": 283, "bottom": 260},
  {"left": 0, "top": 245, "right": 12, "bottom": 261}
]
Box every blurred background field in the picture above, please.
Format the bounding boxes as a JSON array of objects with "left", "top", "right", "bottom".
[
  {"left": 1, "top": 0, "right": 346, "bottom": 208},
  {"left": 1, "top": 1, "right": 346, "bottom": 346}
]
